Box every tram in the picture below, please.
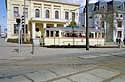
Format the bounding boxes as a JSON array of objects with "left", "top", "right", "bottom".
[{"left": 39, "top": 27, "right": 104, "bottom": 46}]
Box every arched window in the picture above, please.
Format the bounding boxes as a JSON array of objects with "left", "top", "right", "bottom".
[
  {"left": 35, "top": 9, "right": 40, "bottom": 18},
  {"left": 55, "top": 11, "right": 59, "bottom": 19},
  {"left": 46, "top": 10, "right": 50, "bottom": 18},
  {"left": 72, "top": 12, "right": 75, "bottom": 21},
  {"left": 65, "top": 11, "right": 69, "bottom": 20}
]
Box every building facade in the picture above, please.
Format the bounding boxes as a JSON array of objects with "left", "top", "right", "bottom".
[
  {"left": 5, "top": 0, "right": 80, "bottom": 40},
  {"left": 80, "top": 0, "right": 125, "bottom": 43}
]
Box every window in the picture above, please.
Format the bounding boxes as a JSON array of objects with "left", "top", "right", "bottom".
[
  {"left": 65, "top": 11, "right": 69, "bottom": 20},
  {"left": 35, "top": 9, "right": 40, "bottom": 18},
  {"left": 26, "top": 24, "right": 28, "bottom": 34},
  {"left": 117, "top": 20, "right": 122, "bottom": 27},
  {"left": 72, "top": 12, "right": 75, "bottom": 21},
  {"left": 14, "top": 7, "right": 19, "bottom": 17},
  {"left": 46, "top": 10, "right": 50, "bottom": 18},
  {"left": 23, "top": 8, "right": 28, "bottom": 18},
  {"left": 116, "top": 13, "right": 118, "bottom": 17},
  {"left": 102, "top": 33, "right": 105, "bottom": 38},
  {"left": 50, "top": 31, "right": 54, "bottom": 37},
  {"left": 46, "top": 30, "right": 49, "bottom": 37},
  {"left": 55, "top": 31, "right": 59, "bottom": 37},
  {"left": 89, "top": 33, "right": 94, "bottom": 38},
  {"left": 14, "top": 24, "right": 17, "bottom": 34},
  {"left": 124, "top": 2, "right": 125, "bottom": 9},
  {"left": 95, "top": 32, "right": 97, "bottom": 38},
  {"left": 47, "top": 26, "right": 50, "bottom": 28},
  {"left": 22, "top": 24, "right": 28, "bottom": 34},
  {"left": 89, "top": 16, "right": 92, "bottom": 19},
  {"left": 55, "top": 11, "right": 59, "bottom": 19}
]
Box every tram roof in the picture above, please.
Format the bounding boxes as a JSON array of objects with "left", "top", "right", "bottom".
[{"left": 45, "top": 27, "right": 103, "bottom": 32}]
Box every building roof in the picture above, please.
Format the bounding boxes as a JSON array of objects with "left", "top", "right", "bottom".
[
  {"left": 5, "top": 0, "right": 80, "bottom": 9},
  {"left": 44, "top": 0, "right": 80, "bottom": 6}
]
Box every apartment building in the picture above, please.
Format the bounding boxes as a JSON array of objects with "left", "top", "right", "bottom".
[{"left": 80, "top": 0, "right": 125, "bottom": 43}]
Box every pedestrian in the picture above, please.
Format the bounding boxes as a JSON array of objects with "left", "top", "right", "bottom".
[
  {"left": 116, "top": 38, "right": 118, "bottom": 44},
  {"left": 118, "top": 38, "right": 121, "bottom": 45},
  {"left": 123, "top": 38, "right": 125, "bottom": 45}
]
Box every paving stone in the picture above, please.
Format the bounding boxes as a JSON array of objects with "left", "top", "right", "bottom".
[
  {"left": 98, "top": 54, "right": 110, "bottom": 57},
  {"left": 48, "top": 65, "right": 79, "bottom": 77},
  {"left": 110, "top": 75, "right": 125, "bottom": 82},
  {"left": 69, "top": 73, "right": 103, "bottom": 82},
  {"left": 52, "top": 78, "right": 72, "bottom": 82},
  {"left": 25, "top": 70, "right": 56, "bottom": 82},
  {"left": 0, "top": 76, "right": 31, "bottom": 82},
  {"left": 87, "top": 68, "right": 120, "bottom": 79}
]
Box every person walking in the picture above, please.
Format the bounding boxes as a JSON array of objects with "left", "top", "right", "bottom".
[{"left": 123, "top": 38, "right": 125, "bottom": 45}]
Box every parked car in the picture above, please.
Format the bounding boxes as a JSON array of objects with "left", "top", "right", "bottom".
[{"left": 1, "top": 32, "right": 7, "bottom": 38}]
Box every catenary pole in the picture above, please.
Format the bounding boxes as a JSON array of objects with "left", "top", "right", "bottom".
[
  {"left": 24, "top": 0, "right": 26, "bottom": 42},
  {"left": 31, "top": 0, "right": 34, "bottom": 54},
  {"left": 86, "top": 0, "right": 89, "bottom": 50}
]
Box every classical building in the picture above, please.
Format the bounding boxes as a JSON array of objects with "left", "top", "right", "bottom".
[{"left": 5, "top": 0, "right": 80, "bottom": 40}]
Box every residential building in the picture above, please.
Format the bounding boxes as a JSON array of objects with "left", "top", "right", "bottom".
[{"left": 80, "top": 0, "right": 125, "bottom": 43}]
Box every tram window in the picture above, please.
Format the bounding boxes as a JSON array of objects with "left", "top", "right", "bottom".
[
  {"left": 66, "top": 33, "right": 70, "bottom": 37},
  {"left": 46, "top": 30, "right": 49, "bottom": 37},
  {"left": 98, "top": 33, "right": 101, "bottom": 38},
  {"left": 61, "top": 32, "right": 65, "bottom": 37},
  {"left": 55, "top": 31, "right": 59, "bottom": 37},
  {"left": 102, "top": 33, "right": 105, "bottom": 38},
  {"left": 95, "top": 33, "right": 97, "bottom": 38},
  {"left": 51, "top": 31, "right": 54, "bottom": 37},
  {"left": 79, "top": 33, "right": 82, "bottom": 37},
  {"left": 89, "top": 33, "right": 94, "bottom": 38}
]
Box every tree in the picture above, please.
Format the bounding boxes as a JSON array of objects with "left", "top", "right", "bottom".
[{"left": 67, "top": 21, "right": 78, "bottom": 28}]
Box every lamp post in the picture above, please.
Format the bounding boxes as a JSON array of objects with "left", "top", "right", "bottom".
[{"left": 86, "top": 0, "right": 89, "bottom": 50}]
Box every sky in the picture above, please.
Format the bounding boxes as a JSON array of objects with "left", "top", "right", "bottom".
[
  {"left": 0, "top": 0, "right": 123, "bottom": 32},
  {"left": 0, "top": 0, "right": 6, "bottom": 32}
]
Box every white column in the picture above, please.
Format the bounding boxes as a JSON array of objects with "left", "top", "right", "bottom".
[
  {"left": 76, "top": 10, "right": 79, "bottom": 26},
  {"left": 54, "top": 24, "right": 57, "bottom": 27},
  {"left": 97, "top": 32, "right": 99, "bottom": 38},
  {"left": 43, "top": 23, "right": 46, "bottom": 28},
  {"left": 122, "top": 30, "right": 124, "bottom": 42},
  {"left": 30, "top": 1, "right": 34, "bottom": 18},
  {"left": 84, "top": 13, "right": 86, "bottom": 28},
  {"left": 59, "top": 30, "right": 62, "bottom": 37},
  {"left": 51, "top": 5, "right": 54, "bottom": 19},
  {"left": 32, "top": 22, "right": 35, "bottom": 39},
  {"left": 69, "top": 11, "right": 72, "bottom": 22},
  {"left": 61, "top": 5, "right": 63, "bottom": 20},
  {"left": 94, "top": 32, "right": 95, "bottom": 38},
  {"left": 100, "top": 33, "right": 102, "bottom": 38},
  {"left": 42, "top": 3, "right": 44, "bottom": 19},
  {"left": 43, "top": 23, "right": 47, "bottom": 37},
  {"left": 104, "top": 21, "right": 106, "bottom": 40}
]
